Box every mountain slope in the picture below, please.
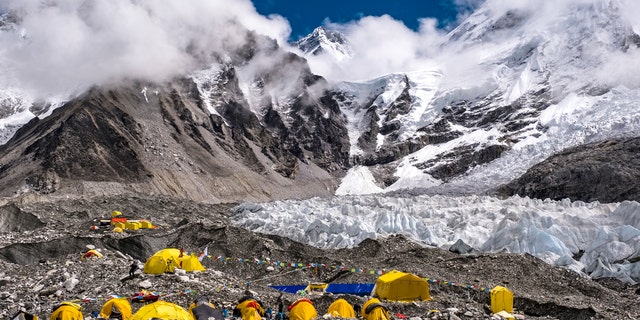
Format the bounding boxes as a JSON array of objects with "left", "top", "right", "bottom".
[
  {"left": 2, "top": 1, "right": 640, "bottom": 203},
  {"left": 0, "top": 30, "right": 350, "bottom": 202},
  {"left": 318, "top": 0, "right": 640, "bottom": 200}
]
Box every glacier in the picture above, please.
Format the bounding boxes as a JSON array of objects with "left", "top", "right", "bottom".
[{"left": 232, "top": 194, "right": 640, "bottom": 283}]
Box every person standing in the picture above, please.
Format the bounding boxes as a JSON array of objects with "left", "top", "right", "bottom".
[
  {"left": 129, "top": 261, "right": 139, "bottom": 278},
  {"left": 277, "top": 295, "right": 284, "bottom": 320}
]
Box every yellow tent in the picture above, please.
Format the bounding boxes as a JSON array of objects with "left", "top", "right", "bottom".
[
  {"left": 181, "top": 255, "right": 206, "bottom": 272},
  {"left": 143, "top": 248, "right": 205, "bottom": 274},
  {"left": 361, "top": 298, "right": 390, "bottom": 320},
  {"left": 490, "top": 286, "right": 514, "bottom": 314},
  {"left": 81, "top": 249, "right": 103, "bottom": 260},
  {"left": 236, "top": 299, "right": 265, "bottom": 320},
  {"left": 50, "top": 302, "right": 83, "bottom": 320},
  {"left": 372, "top": 270, "right": 431, "bottom": 301},
  {"left": 326, "top": 298, "right": 355, "bottom": 318},
  {"left": 131, "top": 300, "right": 194, "bottom": 320},
  {"left": 304, "top": 282, "right": 328, "bottom": 295},
  {"left": 99, "top": 298, "right": 132, "bottom": 320},
  {"left": 288, "top": 298, "right": 316, "bottom": 320}
]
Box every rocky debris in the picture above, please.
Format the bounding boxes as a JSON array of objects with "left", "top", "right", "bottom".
[
  {"left": 496, "top": 137, "right": 640, "bottom": 202},
  {"left": 449, "top": 239, "right": 474, "bottom": 255},
  {"left": 0, "top": 203, "right": 45, "bottom": 232},
  {"left": 0, "top": 195, "right": 638, "bottom": 319}
]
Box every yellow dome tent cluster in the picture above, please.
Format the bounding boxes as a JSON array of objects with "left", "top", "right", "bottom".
[
  {"left": 143, "top": 248, "right": 205, "bottom": 274},
  {"left": 107, "top": 211, "right": 155, "bottom": 233},
  {"left": 48, "top": 268, "right": 513, "bottom": 320},
  {"left": 52, "top": 299, "right": 195, "bottom": 320}
]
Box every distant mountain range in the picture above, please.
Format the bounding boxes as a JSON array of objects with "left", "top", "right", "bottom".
[{"left": 1, "top": 0, "right": 640, "bottom": 203}]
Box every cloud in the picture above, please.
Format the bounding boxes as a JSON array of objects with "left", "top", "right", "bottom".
[
  {"left": 596, "top": 48, "right": 640, "bottom": 89},
  {"left": 301, "top": 0, "right": 640, "bottom": 99},
  {"left": 306, "top": 15, "right": 445, "bottom": 82},
  {"left": 3, "top": 0, "right": 640, "bottom": 103},
  {"left": 0, "top": 0, "right": 291, "bottom": 99}
]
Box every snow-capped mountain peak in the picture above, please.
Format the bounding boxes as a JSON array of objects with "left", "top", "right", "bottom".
[
  {"left": 327, "top": 0, "right": 640, "bottom": 199},
  {"left": 295, "top": 26, "right": 353, "bottom": 62}
]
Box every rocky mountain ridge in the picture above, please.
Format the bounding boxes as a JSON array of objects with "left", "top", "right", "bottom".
[
  {"left": 2, "top": 1, "right": 640, "bottom": 203},
  {"left": 298, "top": 0, "right": 640, "bottom": 201},
  {"left": 0, "top": 26, "right": 354, "bottom": 202}
]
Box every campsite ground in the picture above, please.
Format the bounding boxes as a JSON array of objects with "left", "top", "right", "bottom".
[{"left": 0, "top": 194, "right": 639, "bottom": 319}]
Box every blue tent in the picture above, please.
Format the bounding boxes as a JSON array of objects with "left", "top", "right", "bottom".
[
  {"left": 270, "top": 283, "right": 374, "bottom": 296},
  {"left": 327, "top": 283, "right": 375, "bottom": 295},
  {"left": 270, "top": 285, "right": 307, "bottom": 294}
]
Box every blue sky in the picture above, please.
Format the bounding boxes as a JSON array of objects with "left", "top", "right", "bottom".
[{"left": 251, "top": 0, "right": 472, "bottom": 41}]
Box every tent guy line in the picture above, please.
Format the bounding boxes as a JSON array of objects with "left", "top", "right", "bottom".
[
  {"left": 206, "top": 255, "right": 495, "bottom": 293},
  {"left": 61, "top": 254, "right": 494, "bottom": 304}
]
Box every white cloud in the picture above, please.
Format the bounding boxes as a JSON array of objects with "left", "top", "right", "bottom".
[
  {"left": 0, "top": 0, "right": 291, "bottom": 99},
  {"left": 596, "top": 48, "right": 640, "bottom": 89},
  {"left": 302, "top": 0, "right": 640, "bottom": 97},
  {"left": 311, "top": 15, "right": 445, "bottom": 82},
  {"left": 3, "top": 0, "right": 640, "bottom": 101}
]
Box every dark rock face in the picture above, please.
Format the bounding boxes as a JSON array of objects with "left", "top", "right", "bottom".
[
  {"left": 22, "top": 89, "right": 150, "bottom": 182},
  {"left": 334, "top": 73, "right": 547, "bottom": 188},
  {"left": 449, "top": 239, "right": 474, "bottom": 255},
  {"left": 0, "top": 203, "right": 44, "bottom": 233},
  {"left": 496, "top": 137, "right": 640, "bottom": 203},
  {"left": 197, "top": 51, "right": 350, "bottom": 177}
]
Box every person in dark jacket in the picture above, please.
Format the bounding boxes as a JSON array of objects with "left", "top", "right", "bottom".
[
  {"left": 129, "top": 261, "right": 139, "bottom": 278},
  {"left": 276, "top": 294, "right": 284, "bottom": 320}
]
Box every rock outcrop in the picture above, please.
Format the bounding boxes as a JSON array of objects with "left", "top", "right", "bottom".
[{"left": 496, "top": 137, "right": 640, "bottom": 203}]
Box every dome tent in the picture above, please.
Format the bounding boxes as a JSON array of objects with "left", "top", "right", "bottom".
[
  {"left": 131, "top": 300, "right": 194, "bottom": 320},
  {"left": 143, "top": 248, "right": 205, "bottom": 274},
  {"left": 235, "top": 296, "right": 265, "bottom": 320},
  {"left": 49, "top": 302, "right": 83, "bottom": 320},
  {"left": 288, "top": 298, "right": 316, "bottom": 320},
  {"left": 371, "top": 270, "right": 430, "bottom": 301},
  {"left": 361, "top": 298, "right": 390, "bottom": 320},
  {"left": 99, "top": 297, "right": 132, "bottom": 320},
  {"left": 326, "top": 298, "right": 355, "bottom": 318}
]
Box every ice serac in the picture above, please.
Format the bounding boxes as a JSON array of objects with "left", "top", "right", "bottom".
[
  {"left": 0, "top": 30, "right": 350, "bottom": 202},
  {"left": 232, "top": 194, "right": 640, "bottom": 283}
]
